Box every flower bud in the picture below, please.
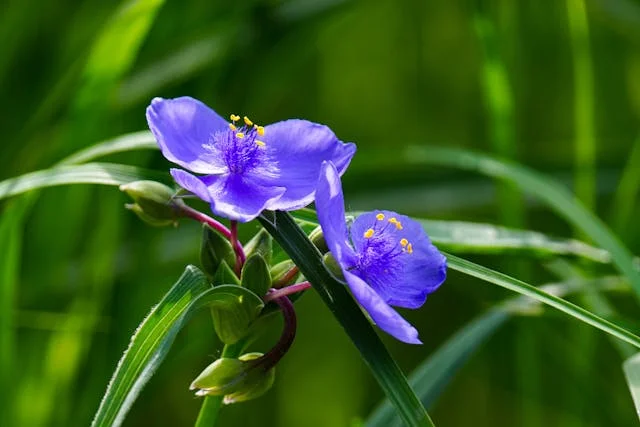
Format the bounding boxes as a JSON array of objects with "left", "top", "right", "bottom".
[
  {"left": 270, "top": 260, "right": 298, "bottom": 287},
  {"left": 308, "top": 226, "right": 328, "bottom": 253},
  {"left": 190, "top": 352, "right": 274, "bottom": 404},
  {"left": 241, "top": 254, "right": 271, "bottom": 297},
  {"left": 322, "top": 253, "right": 345, "bottom": 282},
  {"left": 201, "top": 224, "right": 236, "bottom": 277},
  {"left": 243, "top": 229, "right": 273, "bottom": 264},
  {"left": 120, "top": 181, "right": 181, "bottom": 226}
]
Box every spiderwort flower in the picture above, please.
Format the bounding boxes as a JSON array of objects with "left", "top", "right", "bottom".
[
  {"left": 146, "top": 97, "right": 356, "bottom": 222},
  {"left": 316, "top": 162, "right": 447, "bottom": 344}
]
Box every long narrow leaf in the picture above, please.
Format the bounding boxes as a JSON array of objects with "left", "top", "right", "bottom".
[
  {"left": 407, "top": 146, "right": 640, "bottom": 300},
  {"left": 59, "top": 131, "right": 157, "bottom": 166},
  {"left": 623, "top": 353, "right": 640, "bottom": 421},
  {"left": 0, "top": 163, "right": 167, "bottom": 202}
]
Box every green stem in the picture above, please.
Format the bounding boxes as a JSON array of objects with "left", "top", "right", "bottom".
[{"left": 259, "top": 211, "right": 435, "bottom": 427}]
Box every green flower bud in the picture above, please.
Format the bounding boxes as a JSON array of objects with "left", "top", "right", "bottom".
[
  {"left": 322, "top": 253, "right": 345, "bottom": 282},
  {"left": 309, "top": 225, "right": 328, "bottom": 253},
  {"left": 190, "top": 352, "right": 274, "bottom": 404},
  {"left": 270, "top": 260, "right": 298, "bottom": 287},
  {"left": 120, "top": 180, "right": 182, "bottom": 226},
  {"left": 201, "top": 224, "right": 236, "bottom": 277},
  {"left": 243, "top": 229, "right": 273, "bottom": 264},
  {"left": 241, "top": 254, "right": 271, "bottom": 297}
]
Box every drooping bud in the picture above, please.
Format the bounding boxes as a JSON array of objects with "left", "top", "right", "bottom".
[
  {"left": 201, "top": 224, "right": 236, "bottom": 277},
  {"left": 120, "top": 180, "right": 182, "bottom": 226},
  {"left": 190, "top": 352, "right": 275, "bottom": 404},
  {"left": 243, "top": 229, "right": 273, "bottom": 264}
]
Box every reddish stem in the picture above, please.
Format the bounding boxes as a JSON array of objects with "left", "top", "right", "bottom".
[
  {"left": 263, "top": 281, "right": 311, "bottom": 303},
  {"left": 230, "top": 221, "right": 246, "bottom": 275},
  {"left": 252, "top": 292, "right": 297, "bottom": 372},
  {"left": 179, "top": 204, "right": 247, "bottom": 272}
]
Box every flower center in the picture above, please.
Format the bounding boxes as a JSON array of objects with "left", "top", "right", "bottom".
[
  {"left": 353, "top": 213, "right": 413, "bottom": 276},
  {"left": 204, "top": 115, "right": 268, "bottom": 175}
]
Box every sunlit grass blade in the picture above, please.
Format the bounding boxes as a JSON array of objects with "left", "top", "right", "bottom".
[
  {"left": 289, "top": 209, "right": 611, "bottom": 263},
  {"left": 259, "top": 210, "right": 435, "bottom": 427},
  {"left": 366, "top": 275, "right": 628, "bottom": 427},
  {"left": 0, "top": 163, "right": 167, "bottom": 201},
  {"left": 611, "top": 132, "right": 640, "bottom": 234},
  {"left": 623, "top": 353, "right": 640, "bottom": 421},
  {"left": 59, "top": 131, "right": 157, "bottom": 165},
  {"left": 445, "top": 252, "right": 640, "bottom": 348},
  {"left": 92, "top": 267, "right": 263, "bottom": 427},
  {"left": 406, "top": 146, "right": 640, "bottom": 300}
]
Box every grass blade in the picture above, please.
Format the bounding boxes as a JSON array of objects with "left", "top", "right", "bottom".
[
  {"left": 406, "top": 146, "right": 640, "bottom": 300},
  {"left": 623, "top": 353, "right": 640, "bottom": 421},
  {"left": 0, "top": 163, "right": 167, "bottom": 201},
  {"left": 366, "top": 274, "right": 628, "bottom": 427},
  {"left": 59, "top": 131, "right": 157, "bottom": 166},
  {"left": 445, "top": 252, "right": 640, "bottom": 349},
  {"left": 259, "top": 211, "right": 435, "bottom": 427}
]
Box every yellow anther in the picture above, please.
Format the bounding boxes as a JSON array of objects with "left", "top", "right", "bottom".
[
  {"left": 395, "top": 222, "right": 403, "bottom": 230},
  {"left": 400, "top": 238, "right": 409, "bottom": 247},
  {"left": 230, "top": 114, "right": 240, "bottom": 122},
  {"left": 255, "top": 140, "right": 266, "bottom": 147},
  {"left": 244, "top": 116, "right": 253, "bottom": 126},
  {"left": 229, "top": 123, "right": 237, "bottom": 131},
  {"left": 388, "top": 217, "right": 403, "bottom": 230},
  {"left": 236, "top": 132, "right": 245, "bottom": 139},
  {"left": 256, "top": 125, "right": 265, "bottom": 136},
  {"left": 376, "top": 213, "right": 385, "bottom": 221},
  {"left": 406, "top": 243, "right": 413, "bottom": 254},
  {"left": 364, "top": 228, "right": 374, "bottom": 239}
]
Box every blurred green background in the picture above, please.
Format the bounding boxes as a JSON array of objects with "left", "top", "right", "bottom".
[{"left": 2, "top": 0, "right": 640, "bottom": 425}]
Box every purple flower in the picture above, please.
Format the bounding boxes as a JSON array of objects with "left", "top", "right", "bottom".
[
  {"left": 316, "top": 162, "right": 447, "bottom": 344},
  {"left": 147, "top": 97, "right": 356, "bottom": 222}
]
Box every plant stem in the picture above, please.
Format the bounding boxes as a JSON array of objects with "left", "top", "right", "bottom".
[
  {"left": 272, "top": 266, "right": 300, "bottom": 288},
  {"left": 253, "top": 294, "right": 297, "bottom": 371},
  {"left": 229, "top": 221, "right": 245, "bottom": 275},
  {"left": 264, "top": 282, "right": 310, "bottom": 302}
]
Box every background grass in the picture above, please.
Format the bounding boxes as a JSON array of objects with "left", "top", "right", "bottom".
[{"left": 2, "top": 0, "right": 640, "bottom": 425}]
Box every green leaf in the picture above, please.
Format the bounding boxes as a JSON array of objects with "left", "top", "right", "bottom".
[
  {"left": 259, "top": 211, "right": 436, "bottom": 427},
  {"left": 445, "top": 252, "right": 640, "bottom": 349},
  {"left": 58, "top": 131, "right": 158, "bottom": 166},
  {"left": 209, "top": 285, "right": 264, "bottom": 345},
  {"left": 406, "top": 146, "right": 640, "bottom": 300},
  {"left": 0, "top": 163, "right": 167, "bottom": 202},
  {"left": 91, "top": 267, "right": 262, "bottom": 427},
  {"left": 623, "top": 353, "right": 640, "bottom": 422},
  {"left": 366, "top": 275, "right": 628, "bottom": 427},
  {"left": 241, "top": 255, "right": 271, "bottom": 298}
]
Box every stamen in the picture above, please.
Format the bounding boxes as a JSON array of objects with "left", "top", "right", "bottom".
[
  {"left": 255, "top": 125, "right": 265, "bottom": 136},
  {"left": 255, "top": 140, "right": 266, "bottom": 147},
  {"left": 230, "top": 114, "right": 240, "bottom": 122},
  {"left": 236, "top": 132, "right": 245, "bottom": 139},
  {"left": 400, "top": 238, "right": 408, "bottom": 247},
  {"left": 229, "top": 123, "right": 237, "bottom": 131},
  {"left": 388, "top": 217, "right": 403, "bottom": 230},
  {"left": 364, "top": 228, "right": 374, "bottom": 239},
  {"left": 376, "top": 213, "right": 385, "bottom": 221},
  {"left": 244, "top": 116, "right": 253, "bottom": 126},
  {"left": 406, "top": 243, "right": 413, "bottom": 254}
]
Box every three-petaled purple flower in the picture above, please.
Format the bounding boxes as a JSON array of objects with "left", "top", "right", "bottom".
[
  {"left": 316, "top": 162, "right": 447, "bottom": 344},
  {"left": 147, "top": 97, "right": 356, "bottom": 222}
]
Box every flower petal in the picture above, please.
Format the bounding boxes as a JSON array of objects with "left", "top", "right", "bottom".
[
  {"left": 205, "top": 174, "right": 286, "bottom": 222},
  {"left": 170, "top": 168, "right": 212, "bottom": 202},
  {"left": 147, "top": 97, "right": 229, "bottom": 174},
  {"left": 344, "top": 270, "right": 421, "bottom": 344},
  {"left": 315, "top": 161, "right": 357, "bottom": 266},
  {"left": 260, "top": 120, "right": 356, "bottom": 211},
  {"left": 351, "top": 210, "right": 447, "bottom": 309}
]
